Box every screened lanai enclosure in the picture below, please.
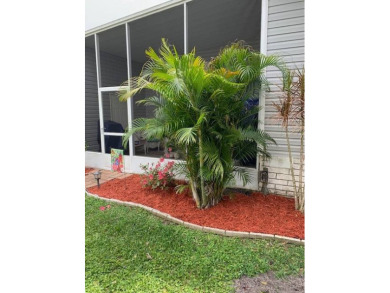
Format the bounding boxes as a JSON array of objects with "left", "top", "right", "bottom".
[{"left": 85, "top": 0, "right": 263, "bottom": 186}]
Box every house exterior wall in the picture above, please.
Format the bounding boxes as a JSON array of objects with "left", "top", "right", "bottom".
[
  {"left": 85, "top": 0, "right": 305, "bottom": 196},
  {"left": 261, "top": 0, "right": 305, "bottom": 197}
]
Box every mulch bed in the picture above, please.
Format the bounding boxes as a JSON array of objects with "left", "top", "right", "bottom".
[
  {"left": 85, "top": 168, "right": 95, "bottom": 175},
  {"left": 87, "top": 174, "right": 304, "bottom": 239}
]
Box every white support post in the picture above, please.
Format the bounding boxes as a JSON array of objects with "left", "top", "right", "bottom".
[
  {"left": 257, "top": 0, "right": 269, "bottom": 178},
  {"left": 260, "top": 0, "right": 268, "bottom": 57},
  {"left": 126, "top": 22, "right": 134, "bottom": 157},
  {"left": 95, "top": 34, "right": 106, "bottom": 154},
  {"left": 259, "top": 0, "right": 268, "bottom": 132},
  {"left": 184, "top": 2, "right": 188, "bottom": 54}
]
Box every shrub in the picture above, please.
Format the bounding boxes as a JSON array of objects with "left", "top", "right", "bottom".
[
  {"left": 121, "top": 40, "right": 285, "bottom": 208},
  {"left": 140, "top": 158, "right": 175, "bottom": 190}
]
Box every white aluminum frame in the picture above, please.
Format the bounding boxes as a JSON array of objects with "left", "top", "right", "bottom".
[
  {"left": 259, "top": 0, "right": 268, "bottom": 133},
  {"left": 184, "top": 2, "right": 188, "bottom": 54},
  {"left": 98, "top": 88, "right": 127, "bottom": 156},
  {"left": 95, "top": 24, "right": 130, "bottom": 156},
  {"left": 126, "top": 22, "right": 134, "bottom": 157},
  {"left": 104, "top": 132, "right": 124, "bottom": 137},
  {"left": 99, "top": 86, "right": 122, "bottom": 92},
  {"left": 258, "top": 0, "right": 268, "bottom": 174},
  {"left": 86, "top": 0, "right": 192, "bottom": 37},
  {"left": 87, "top": 0, "right": 267, "bottom": 190},
  {"left": 94, "top": 33, "right": 106, "bottom": 153}
]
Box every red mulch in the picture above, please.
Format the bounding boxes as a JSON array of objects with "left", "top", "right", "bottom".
[
  {"left": 87, "top": 174, "right": 304, "bottom": 239},
  {"left": 85, "top": 168, "right": 95, "bottom": 175}
]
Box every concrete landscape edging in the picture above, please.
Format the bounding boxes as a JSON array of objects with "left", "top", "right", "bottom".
[{"left": 85, "top": 190, "right": 304, "bottom": 245}]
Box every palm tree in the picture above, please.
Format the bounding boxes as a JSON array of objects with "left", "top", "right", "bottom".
[
  {"left": 291, "top": 68, "right": 305, "bottom": 213},
  {"left": 273, "top": 68, "right": 305, "bottom": 212},
  {"left": 119, "top": 39, "right": 286, "bottom": 209}
]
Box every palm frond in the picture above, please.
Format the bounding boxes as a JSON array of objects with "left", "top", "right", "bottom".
[
  {"left": 239, "top": 127, "right": 276, "bottom": 146},
  {"left": 175, "top": 127, "right": 197, "bottom": 145},
  {"left": 174, "top": 184, "right": 189, "bottom": 194},
  {"left": 233, "top": 166, "right": 252, "bottom": 186}
]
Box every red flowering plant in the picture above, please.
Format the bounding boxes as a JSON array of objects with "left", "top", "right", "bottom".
[{"left": 139, "top": 157, "right": 175, "bottom": 190}]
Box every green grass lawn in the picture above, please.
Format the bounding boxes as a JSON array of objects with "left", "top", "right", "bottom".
[{"left": 85, "top": 196, "right": 304, "bottom": 293}]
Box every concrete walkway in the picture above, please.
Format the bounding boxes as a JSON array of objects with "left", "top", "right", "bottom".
[{"left": 85, "top": 168, "right": 132, "bottom": 188}]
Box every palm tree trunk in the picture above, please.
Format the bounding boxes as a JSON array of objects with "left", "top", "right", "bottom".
[
  {"left": 189, "top": 178, "right": 201, "bottom": 208},
  {"left": 285, "top": 126, "right": 298, "bottom": 209},
  {"left": 187, "top": 147, "right": 201, "bottom": 208},
  {"left": 198, "top": 129, "right": 207, "bottom": 208}
]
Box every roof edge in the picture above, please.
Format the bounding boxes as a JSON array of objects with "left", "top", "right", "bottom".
[{"left": 85, "top": 0, "right": 190, "bottom": 37}]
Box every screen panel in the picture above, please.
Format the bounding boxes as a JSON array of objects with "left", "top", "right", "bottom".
[
  {"left": 98, "top": 25, "right": 128, "bottom": 87},
  {"left": 188, "top": 0, "right": 261, "bottom": 60}
]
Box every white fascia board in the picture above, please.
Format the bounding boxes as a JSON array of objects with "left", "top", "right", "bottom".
[{"left": 85, "top": 0, "right": 191, "bottom": 37}]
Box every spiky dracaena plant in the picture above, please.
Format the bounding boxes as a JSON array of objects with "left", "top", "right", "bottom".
[
  {"left": 273, "top": 68, "right": 305, "bottom": 212},
  {"left": 119, "top": 39, "right": 286, "bottom": 209}
]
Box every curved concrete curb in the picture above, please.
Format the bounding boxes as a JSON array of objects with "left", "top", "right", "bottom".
[{"left": 85, "top": 191, "right": 304, "bottom": 246}]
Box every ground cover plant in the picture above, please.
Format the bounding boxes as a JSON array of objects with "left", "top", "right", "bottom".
[
  {"left": 119, "top": 40, "right": 287, "bottom": 209},
  {"left": 85, "top": 196, "right": 304, "bottom": 293}
]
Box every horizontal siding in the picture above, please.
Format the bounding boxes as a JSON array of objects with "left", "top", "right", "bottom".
[
  {"left": 268, "top": 31, "right": 304, "bottom": 43},
  {"left": 268, "top": 23, "right": 304, "bottom": 36},
  {"left": 269, "top": 1, "right": 304, "bottom": 14},
  {"left": 85, "top": 47, "right": 100, "bottom": 152},
  {"left": 268, "top": 46, "right": 304, "bottom": 56},
  {"left": 268, "top": 17, "right": 304, "bottom": 29},
  {"left": 133, "top": 95, "right": 146, "bottom": 120},
  {"left": 268, "top": 9, "right": 304, "bottom": 22},
  {"left": 102, "top": 96, "right": 111, "bottom": 121},
  {"left": 265, "top": 0, "right": 304, "bottom": 157},
  {"left": 131, "top": 61, "right": 147, "bottom": 121},
  {"left": 267, "top": 130, "right": 302, "bottom": 141},
  {"left": 100, "top": 50, "right": 128, "bottom": 87},
  {"left": 269, "top": 0, "right": 302, "bottom": 6},
  {"left": 266, "top": 62, "right": 304, "bottom": 74},
  {"left": 267, "top": 56, "right": 304, "bottom": 67},
  {"left": 268, "top": 39, "right": 304, "bottom": 50},
  {"left": 264, "top": 124, "right": 303, "bottom": 133}
]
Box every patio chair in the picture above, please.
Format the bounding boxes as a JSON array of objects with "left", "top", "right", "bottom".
[
  {"left": 97, "top": 120, "right": 126, "bottom": 154},
  {"left": 145, "top": 139, "right": 161, "bottom": 153},
  {"left": 133, "top": 133, "right": 147, "bottom": 155}
]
